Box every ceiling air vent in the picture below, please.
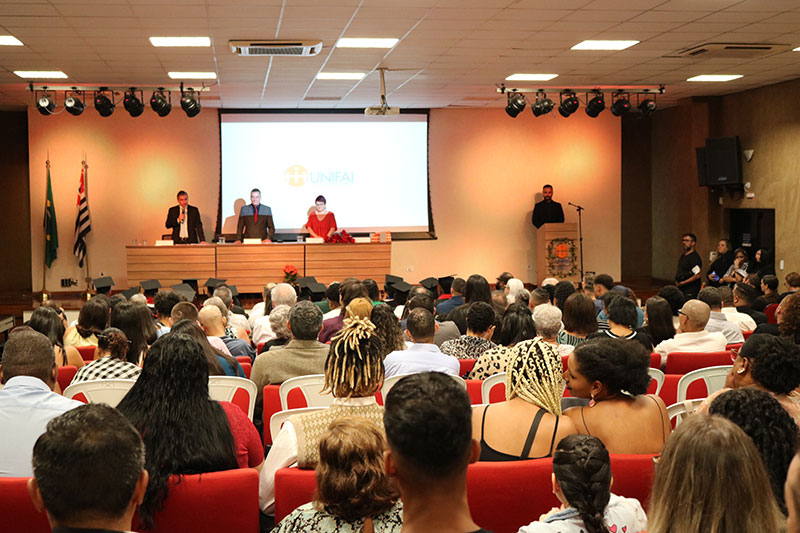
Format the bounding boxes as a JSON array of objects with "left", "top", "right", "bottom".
[
  {"left": 230, "top": 40, "right": 323, "bottom": 57},
  {"left": 673, "top": 42, "right": 792, "bottom": 59}
]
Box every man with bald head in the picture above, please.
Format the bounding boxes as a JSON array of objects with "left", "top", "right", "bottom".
[
  {"left": 0, "top": 329, "right": 83, "bottom": 477},
  {"left": 653, "top": 299, "right": 728, "bottom": 367},
  {"left": 198, "top": 305, "right": 255, "bottom": 361}
]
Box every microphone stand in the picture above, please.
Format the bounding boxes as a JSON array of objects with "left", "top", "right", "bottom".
[{"left": 568, "top": 202, "right": 585, "bottom": 283}]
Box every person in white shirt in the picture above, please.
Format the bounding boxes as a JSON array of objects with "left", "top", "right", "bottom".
[
  {"left": 248, "top": 283, "right": 275, "bottom": 329},
  {"left": 0, "top": 329, "right": 84, "bottom": 477},
  {"left": 252, "top": 283, "right": 297, "bottom": 346},
  {"left": 654, "top": 299, "right": 728, "bottom": 367},
  {"left": 697, "top": 287, "right": 744, "bottom": 344},
  {"left": 384, "top": 308, "right": 459, "bottom": 378},
  {"left": 719, "top": 286, "right": 757, "bottom": 331},
  {"left": 518, "top": 435, "right": 647, "bottom": 533}
]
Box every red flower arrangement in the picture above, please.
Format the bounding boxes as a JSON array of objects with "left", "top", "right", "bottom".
[
  {"left": 283, "top": 264, "right": 298, "bottom": 284},
  {"left": 325, "top": 230, "right": 355, "bottom": 244}
]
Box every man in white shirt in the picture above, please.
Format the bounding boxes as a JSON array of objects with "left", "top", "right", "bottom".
[
  {"left": 719, "top": 286, "right": 757, "bottom": 331},
  {"left": 384, "top": 308, "right": 459, "bottom": 378},
  {"left": 698, "top": 287, "right": 744, "bottom": 344},
  {"left": 654, "top": 299, "right": 728, "bottom": 367},
  {"left": 0, "top": 329, "right": 83, "bottom": 477},
  {"left": 252, "top": 283, "right": 297, "bottom": 346},
  {"left": 213, "top": 285, "right": 251, "bottom": 335}
]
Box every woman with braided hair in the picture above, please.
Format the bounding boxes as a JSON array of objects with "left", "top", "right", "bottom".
[
  {"left": 260, "top": 316, "right": 386, "bottom": 516},
  {"left": 472, "top": 338, "right": 576, "bottom": 461},
  {"left": 518, "top": 435, "right": 647, "bottom": 533}
]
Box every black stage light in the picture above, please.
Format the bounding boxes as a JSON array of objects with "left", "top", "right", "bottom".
[
  {"left": 505, "top": 92, "right": 526, "bottom": 118},
  {"left": 94, "top": 90, "right": 115, "bottom": 117},
  {"left": 36, "top": 93, "right": 55, "bottom": 115},
  {"left": 585, "top": 91, "right": 605, "bottom": 118},
  {"left": 610, "top": 93, "right": 631, "bottom": 116},
  {"left": 531, "top": 92, "right": 554, "bottom": 117},
  {"left": 150, "top": 89, "right": 171, "bottom": 117},
  {"left": 123, "top": 88, "right": 145, "bottom": 117},
  {"left": 558, "top": 91, "right": 579, "bottom": 117},
  {"left": 639, "top": 97, "right": 657, "bottom": 117},
  {"left": 180, "top": 88, "right": 201, "bottom": 117},
  {"left": 64, "top": 92, "right": 85, "bottom": 116}
]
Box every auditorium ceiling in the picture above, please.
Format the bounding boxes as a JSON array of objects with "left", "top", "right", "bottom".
[{"left": 1, "top": 0, "right": 800, "bottom": 110}]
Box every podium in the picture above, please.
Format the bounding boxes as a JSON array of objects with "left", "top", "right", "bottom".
[{"left": 536, "top": 223, "right": 581, "bottom": 285}]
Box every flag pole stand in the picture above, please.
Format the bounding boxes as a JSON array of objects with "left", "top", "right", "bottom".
[
  {"left": 80, "top": 157, "right": 93, "bottom": 301},
  {"left": 42, "top": 157, "right": 51, "bottom": 302}
]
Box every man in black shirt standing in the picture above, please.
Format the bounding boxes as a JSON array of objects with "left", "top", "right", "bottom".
[
  {"left": 676, "top": 233, "right": 703, "bottom": 299},
  {"left": 531, "top": 184, "right": 565, "bottom": 229}
]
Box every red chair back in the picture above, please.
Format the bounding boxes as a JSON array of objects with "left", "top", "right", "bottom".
[
  {"left": 0, "top": 477, "right": 50, "bottom": 533},
  {"left": 57, "top": 365, "right": 78, "bottom": 392},
  {"left": 488, "top": 381, "right": 506, "bottom": 403},
  {"left": 239, "top": 362, "right": 251, "bottom": 379},
  {"left": 465, "top": 379, "right": 483, "bottom": 405},
  {"left": 743, "top": 329, "right": 754, "bottom": 340},
  {"left": 650, "top": 352, "right": 661, "bottom": 369},
  {"left": 658, "top": 374, "right": 681, "bottom": 407},
  {"left": 76, "top": 345, "right": 96, "bottom": 362},
  {"left": 561, "top": 355, "right": 569, "bottom": 373},
  {"left": 256, "top": 342, "right": 266, "bottom": 353},
  {"left": 664, "top": 351, "right": 731, "bottom": 374},
  {"left": 236, "top": 356, "right": 250, "bottom": 365},
  {"left": 609, "top": 454, "right": 657, "bottom": 510},
  {"left": 460, "top": 358, "right": 477, "bottom": 376},
  {"left": 725, "top": 343, "right": 743, "bottom": 352},
  {"left": 263, "top": 385, "right": 282, "bottom": 445},
  {"left": 765, "top": 304, "right": 779, "bottom": 325}
]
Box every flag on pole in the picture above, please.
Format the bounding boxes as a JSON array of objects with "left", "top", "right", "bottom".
[
  {"left": 44, "top": 161, "right": 58, "bottom": 268},
  {"left": 73, "top": 163, "right": 91, "bottom": 267}
]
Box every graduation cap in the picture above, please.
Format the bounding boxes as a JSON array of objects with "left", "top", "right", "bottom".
[
  {"left": 438, "top": 275, "right": 456, "bottom": 285},
  {"left": 121, "top": 287, "right": 140, "bottom": 300},
  {"left": 228, "top": 285, "right": 240, "bottom": 297},
  {"left": 296, "top": 276, "right": 318, "bottom": 289},
  {"left": 419, "top": 277, "right": 439, "bottom": 291},
  {"left": 204, "top": 278, "right": 227, "bottom": 291},
  {"left": 182, "top": 278, "right": 199, "bottom": 291},
  {"left": 390, "top": 280, "right": 412, "bottom": 294},
  {"left": 140, "top": 279, "right": 162, "bottom": 293},
  {"left": 170, "top": 283, "right": 197, "bottom": 302},
  {"left": 93, "top": 276, "right": 115, "bottom": 293},
  {"left": 385, "top": 274, "right": 402, "bottom": 285},
  {"left": 308, "top": 281, "right": 327, "bottom": 296}
]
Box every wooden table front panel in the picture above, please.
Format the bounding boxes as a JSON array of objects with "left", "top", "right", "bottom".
[
  {"left": 305, "top": 243, "right": 391, "bottom": 285},
  {"left": 126, "top": 246, "right": 217, "bottom": 288},
  {"left": 215, "top": 244, "right": 305, "bottom": 293}
]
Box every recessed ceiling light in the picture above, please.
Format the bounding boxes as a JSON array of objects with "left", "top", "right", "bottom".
[
  {"left": 571, "top": 40, "right": 639, "bottom": 51},
  {"left": 336, "top": 38, "right": 399, "bottom": 48},
  {"left": 168, "top": 71, "right": 217, "bottom": 79},
  {"left": 150, "top": 37, "right": 211, "bottom": 47},
  {"left": 0, "top": 36, "right": 23, "bottom": 46},
  {"left": 316, "top": 72, "right": 366, "bottom": 80},
  {"left": 505, "top": 73, "right": 559, "bottom": 81},
  {"left": 687, "top": 74, "right": 743, "bottom": 82},
  {"left": 14, "top": 70, "right": 68, "bottom": 79}
]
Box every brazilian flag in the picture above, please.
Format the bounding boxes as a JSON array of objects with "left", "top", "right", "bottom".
[{"left": 44, "top": 164, "right": 58, "bottom": 268}]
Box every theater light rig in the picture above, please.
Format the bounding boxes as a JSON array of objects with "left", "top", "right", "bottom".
[{"left": 497, "top": 84, "right": 664, "bottom": 118}]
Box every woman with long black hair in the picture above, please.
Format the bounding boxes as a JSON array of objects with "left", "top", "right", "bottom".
[
  {"left": 169, "top": 319, "right": 245, "bottom": 377},
  {"left": 28, "top": 306, "right": 84, "bottom": 369}
]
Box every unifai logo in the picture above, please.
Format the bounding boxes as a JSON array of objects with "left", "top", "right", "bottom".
[{"left": 284, "top": 165, "right": 354, "bottom": 187}]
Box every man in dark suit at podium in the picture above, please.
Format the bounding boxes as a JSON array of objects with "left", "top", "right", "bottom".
[
  {"left": 531, "top": 184, "right": 565, "bottom": 229},
  {"left": 165, "top": 190, "right": 205, "bottom": 243},
  {"left": 236, "top": 188, "right": 275, "bottom": 243}
]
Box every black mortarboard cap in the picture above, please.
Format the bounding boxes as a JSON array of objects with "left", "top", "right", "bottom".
[
  {"left": 385, "top": 274, "right": 402, "bottom": 285},
  {"left": 296, "top": 276, "right": 318, "bottom": 289},
  {"left": 170, "top": 283, "right": 197, "bottom": 302},
  {"left": 140, "top": 279, "right": 162, "bottom": 291},
  {"left": 204, "top": 278, "right": 227, "bottom": 290},
  {"left": 93, "top": 277, "right": 115, "bottom": 290},
  {"left": 438, "top": 275, "right": 456, "bottom": 285},
  {"left": 419, "top": 277, "right": 439, "bottom": 291},
  {"left": 390, "top": 280, "right": 412, "bottom": 294},
  {"left": 182, "top": 278, "right": 199, "bottom": 291},
  {"left": 121, "top": 287, "right": 140, "bottom": 300},
  {"left": 228, "top": 285, "right": 239, "bottom": 297},
  {"left": 309, "top": 281, "right": 327, "bottom": 296}
]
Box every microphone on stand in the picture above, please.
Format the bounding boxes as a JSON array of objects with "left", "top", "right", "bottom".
[{"left": 568, "top": 202, "right": 585, "bottom": 211}]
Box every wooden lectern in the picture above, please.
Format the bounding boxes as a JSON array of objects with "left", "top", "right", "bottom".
[{"left": 536, "top": 223, "right": 581, "bottom": 285}]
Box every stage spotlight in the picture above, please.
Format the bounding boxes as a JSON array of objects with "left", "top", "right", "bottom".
[
  {"left": 558, "top": 91, "right": 579, "bottom": 117},
  {"left": 64, "top": 92, "right": 84, "bottom": 116},
  {"left": 94, "top": 90, "right": 115, "bottom": 117},
  {"left": 180, "top": 88, "right": 201, "bottom": 117},
  {"left": 123, "top": 88, "right": 145, "bottom": 117},
  {"left": 36, "top": 93, "right": 55, "bottom": 115},
  {"left": 585, "top": 91, "right": 605, "bottom": 117},
  {"left": 505, "top": 92, "right": 526, "bottom": 118},
  {"left": 531, "top": 92, "right": 554, "bottom": 117},
  {"left": 639, "top": 97, "right": 657, "bottom": 117},
  {"left": 610, "top": 93, "right": 631, "bottom": 116},
  {"left": 150, "top": 89, "right": 171, "bottom": 117}
]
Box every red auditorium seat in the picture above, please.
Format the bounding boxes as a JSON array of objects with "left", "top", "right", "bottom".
[
  {"left": 658, "top": 374, "right": 681, "bottom": 407},
  {"left": 256, "top": 342, "right": 265, "bottom": 353},
  {"left": 76, "top": 345, "right": 96, "bottom": 362},
  {"left": 743, "top": 329, "right": 755, "bottom": 339},
  {"left": 465, "top": 379, "right": 483, "bottom": 405},
  {"left": 0, "top": 477, "right": 50, "bottom": 533},
  {"left": 460, "top": 358, "right": 477, "bottom": 376},
  {"left": 263, "top": 385, "right": 283, "bottom": 445},
  {"left": 650, "top": 352, "right": 661, "bottom": 369},
  {"left": 664, "top": 351, "right": 731, "bottom": 374},
  {"left": 725, "top": 342, "right": 743, "bottom": 352},
  {"left": 57, "top": 365, "right": 78, "bottom": 392},
  {"left": 239, "top": 361, "right": 251, "bottom": 379},
  {"left": 765, "top": 303, "right": 779, "bottom": 325},
  {"left": 236, "top": 356, "right": 250, "bottom": 366}
]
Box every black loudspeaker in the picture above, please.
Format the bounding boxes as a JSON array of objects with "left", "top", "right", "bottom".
[
  {"left": 696, "top": 147, "right": 707, "bottom": 187},
  {"left": 705, "top": 136, "right": 742, "bottom": 185}
]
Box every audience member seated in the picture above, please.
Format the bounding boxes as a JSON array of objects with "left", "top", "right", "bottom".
[
  {"left": 447, "top": 274, "right": 494, "bottom": 335},
  {"left": 204, "top": 296, "right": 250, "bottom": 343},
  {"left": 719, "top": 286, "right": 757, "bottom": 331},
  {"left": 0, "top": 329, "right": 83, "bottom": 477},
  {"left": 111, "top": 302, "right": 154, "bottom": 365},
  {"left": 248, "top": 283, "right": 275, "bottom": 328},
  {"left": 214, "top": 285, "right": 251, "bottom": 334},
  {"left": 719, "top": 247, "right": 749, "bottom": 285},
  {"left": 756, "top": 293, "right": 800, "bottom": 343},
  {"left": 70, "top": 327, "right": 142, "bottom": 384},
  {"left": 592, "top": 274, "right": 615, "bottom": 315},
  {"left": 469, "top": 303, "right": 536, "bottom": 380},
  {"left": 587, "top": 296, "right": 653, "bottom": 352},
  {"left": 28, "top": 306, "right": 84, "bottom": 369},
  {"left": 518, "top": 435, "right": 647, "bottom": 533},
  {"left": 733, "top": 282, "right": 768, "bottom": 325},
  {"left": 402, "top": 293, "right": 460, "bottom": 347},
  {"left": 384, "top": 308, "right": 459, "bottom": 378},
  {"left": 653, "top": 299, "right": 727, "bottom": 367},
  {"left": 781, "top": 272, "right": 800, "bottom": 302},
  {"left": 529, "top": 287, "right": 551, "bottom": 312},
  {"left": 515, "top": 288, "right": 531, "bottom": 307},
  {"left": 117, "top": 333, "right": 263, "bottom": 529},
  {"left": 441, "top": 301, "right": 497, "bottom": 360},
  {"left": 534, "top": 304, "right": 575, "bottom": 356},
  {"left": 261, "top": 304, "right": 292, "bottom": 352},
  {"left": 198, "top": 305, "right": 255, "bottom": 361},
  {"left": 435, "top": 277, "right": 465, "bottom": 318},
  {"left": 170, "top": 320, "right": 244, "bottom": 377},
  {"left": 708, "top": 388, "right": 799, "bottom": 514},
  {"left": 370, "top": 303, "right": 406, "bottom": 358},
  {"left": 647, "top": 415, "right": 784, "bottom": 533},
  {"left": 261, "top": 318, "right": 385, "bottom": 515},
  {"left": 253, "top": 283, "right": 298, "bottom": 345},
  {"left": 697, "top": 287, "right": 745, "bottom": 344},
  {"left": 596, "top": 286, "right": 645, "bottom": 328},
  {"left": 553, "top": 281, "right": 576, "bottom": 312},
  {"left": 639, "top": 296, "right": 676, "bottom": 347},
  {"left": 657, "top": 285, "right": 686, "bottom": 329},
  {"left": 505, "top": 278, "right": 525, "bottom": 307},
  {"left": 383, "top": 372, "right": 487, "bottom": 533},
  {"left": 153, "top": 291, "right": 181, "bottom": 337},
  {"left": 321, "top": 282, "right": 341, "bottom": 320},
  {"left": 27, "top": 404, "right": 149, "bottom": 533},
  {"left": 169, "top": 300, "right": 229, "bottom": 356},
  {"left": 697, "top": 334, "right": 800, "bottom": 425},
  {"left": 754, "top": 274, "right": 781, "bottom": 312},
  {"left": 474, "top": 338, "right": 576, "bottom": 461},
  {"left": 706, "top": 238, "right": 734, "bottom": 287},
  {"left": 274, "top": 417, "right": 402, "bottom": 532},
  {"left": 319, "top": 279, "right": 369, "bottom": 343},
  {"left": 63, "top": 296, "right": 108, "bottom": 348},
  {"left": 564, "top": 339, "right": 670, "bottom": 454},
  {"left": 491, "top": 289, "right": 509, "bottom": 315},
  {"left": 557, "top": 293, "right": 598, "bottom": 347}
]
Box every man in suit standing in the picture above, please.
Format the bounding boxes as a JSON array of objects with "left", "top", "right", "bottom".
[
  {"left": 531, "top": 184, "right": 565, "bottom": 229},
  {"left": 165, "top": 190, "right": 205, "bottom": 244},
  {"left": 236, "top": 188, "right": 274, "bottom": 243}
]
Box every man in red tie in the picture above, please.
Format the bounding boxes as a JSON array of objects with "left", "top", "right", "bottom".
[
  {"left": 165, "top": 190, "right": 206, "bottom": 244},
  {"left": 235, "top": 188, "right": 274, "bottom": 243}
]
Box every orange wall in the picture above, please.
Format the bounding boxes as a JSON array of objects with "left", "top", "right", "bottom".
[{"left": 29, "top": 107, "right": 620, "bottom": 291}]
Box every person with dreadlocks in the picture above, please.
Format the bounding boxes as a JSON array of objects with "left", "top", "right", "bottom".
[
  {"left": 472, "top": 338, "right": 576, "bottom": 461},
  {"left": 259, "top": 315, "right": 386, "bottom": 516},
  {"left": 518, "top": 435, "right": 648, "bottom": 533}
]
